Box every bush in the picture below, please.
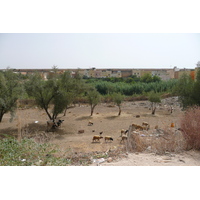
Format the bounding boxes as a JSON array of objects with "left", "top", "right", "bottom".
[
  {"left": 180, "top": 106, "right": 200, "bottom": 150},
  {"left": 0, "top": 138, "right": 69, "bottom": 166},
  {"left": 126, "top": 127, "right": 186, "bottom": 154}
]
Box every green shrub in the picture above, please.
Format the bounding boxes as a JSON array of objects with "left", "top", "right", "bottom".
[
  {"left": 0, "top": 138, "right": 69, "bottom": 166},
  {"left": 91, "top": 79, "right": 177, "bottom": 96}
]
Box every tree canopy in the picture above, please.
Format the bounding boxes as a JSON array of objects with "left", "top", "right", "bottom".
[{"left": 0, "top": 69, "right": 22, "bottom": 122}]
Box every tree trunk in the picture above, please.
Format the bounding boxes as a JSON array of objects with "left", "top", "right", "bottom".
[
  {"left": 90, "top": 105, "right": 96, "bottom": 116},
  {"left": 0, "top": 113, "right": 3, "bottom": 122},
  {"left": 44, "top": 107, "right": 52, "bottom": 120},
  {"left": 118, "top": 106, "right": 121, "bottom": 116},
  {"left": 152, "top": 107, "right": 156, "bottom": 115},
  {"left": 63, "top": 106, "right": 68, "bottom": 116},
  {"left": 90, "top": 108, "right": 94, "bottom": 116},
  {"left": 0, "top": 109, "right": 5, "bottom": 122}
]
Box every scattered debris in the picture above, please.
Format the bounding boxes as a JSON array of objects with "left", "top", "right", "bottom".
[
  {"left": 92, "top": 158, "right": 105, "bottom": 166},
  {"left": 78, "top": 130, "right": 84, "bottom": 134},
  {"left": 179, "top": 159, "right": 185, "bottom": 163},
  {"left": 107, "top": 157, "right": 113, "bottom": 163}
]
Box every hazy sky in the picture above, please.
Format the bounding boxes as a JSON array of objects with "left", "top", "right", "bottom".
[{"left": 0, "top": 33, "right": 200, "bottom": 69}]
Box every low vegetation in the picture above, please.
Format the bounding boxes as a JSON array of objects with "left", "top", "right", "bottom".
[
  {"left": 174, "top": 68, "right": 200, "bottom": 108},
  {"left": 180, "top": 106, "right": 200, "bottom": 150},
  {"left": 90, "top": 79, "right": 177, "bottom": 96},
  {"left": 0, "top": 137, "right": 69, "bottom": 166}
]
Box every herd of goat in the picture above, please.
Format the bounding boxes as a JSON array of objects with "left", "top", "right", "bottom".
[
  {"left": 46, "top": 119, "right": 151, "bottom": 144},
  {"left": 88, "top": 120, "right": 130, "bottom": 143},
  {"left": 91, "top": 121, "right": 150, "bottom": 144}
]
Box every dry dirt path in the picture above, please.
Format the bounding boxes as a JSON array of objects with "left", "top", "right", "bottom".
[{"left": 100, "top": 150, "right": 200, "bottom": 166}]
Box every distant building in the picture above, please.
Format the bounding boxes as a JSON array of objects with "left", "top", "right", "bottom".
[
  {"left": 152, "top": 69, "right": 171, "bottom": 81},
  {"left": 110, "top": 70, "right": 121, "bottom": 78},
  {"left": 121, "top": 69, "right": 132, "bottom": 77},
  {"left": 132, "top": 69, "right": 141, "bottom": 77},
  {"left": 174, "top": 68, "right": 193, "bottom": 79},
  {"left": 2, "top": 64, "right": 198, "bottom": 80}
]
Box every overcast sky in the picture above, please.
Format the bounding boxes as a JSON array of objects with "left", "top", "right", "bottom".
[{"left": 0, "top": 33, "right": 199, "bottom": 69}]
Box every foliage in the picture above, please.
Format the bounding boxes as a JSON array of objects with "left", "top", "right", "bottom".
[
  {"left": 25, "top": 72, "right": 59, "bottom": 120},
  {"left": 85, "top": 74, "right": 161, "bottom": 84},
  {"left": 90, "top": 79, "right": 177, "bottom": 96},
  {"left": 112, "top": 92, "right": 124, "bottom": 115},
  {"left": 174, "top": 72, "right": 194, "bottom": 108},
  {"left": 192, "top": 68, "right": 200, "bottom": 106},
  {"left": 0, "top": 69, "right": 22, "bottom": 122},
  {"left": 180, "top": 106, "right": 200, "bottom": 150},
  {"left": 148, "top": 92, "right": 161, "bottom": 115},
  {"left": 87, "top": 88, "right": 101, "bottom": 116},
  {"left": 25, "top": 71, "right": 84, "bottom": 120},
  {"left": 174, "top": 69, "right": 200, "bottom": 109},
  {"left": 140, "top": 73, "right": 153, "bottom": 83},
  {"left": 0, "top": 137, "right": 68, "bottom": 166}
]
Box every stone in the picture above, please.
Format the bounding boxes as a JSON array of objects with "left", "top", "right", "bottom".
[
  {"left": 78, "top": 130, "right": 84, "bottom": 134},
  {"left": 107, "top": 157, "right": 113, "bottom": 163}
]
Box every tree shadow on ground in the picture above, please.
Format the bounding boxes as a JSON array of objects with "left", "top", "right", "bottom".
[
  {"left": 0, "top": 122, "right": 68, "bottom": 140},
  {"left": 0, "top": 127, "right": 18, "bottom": 139},
  {"left": 104, "top": 116, "right": 119, "bottom": 120},
  {"left": 75, "top": 116, "right": 93, "bottom": 121}
]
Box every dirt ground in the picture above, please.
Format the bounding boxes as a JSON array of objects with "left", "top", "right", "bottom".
[
  {"left": 101, "top": 150, "right": 200, "bottom": 166},
  {"left": 1, "top": 100, "right": 200, "bottom": 166}
]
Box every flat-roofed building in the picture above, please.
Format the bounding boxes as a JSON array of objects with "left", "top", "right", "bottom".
[
  {"left": 152, "top": 69, "right": 171, "bottom": 80},
  {"left": 132, "top": 69, "right": 141, "bottom": 77},
  {"left": 110, "top": 70, "right": 121, "bottom": 78},
  {"left": 121, "top": 69, "right": 132, "bottom": 77}
]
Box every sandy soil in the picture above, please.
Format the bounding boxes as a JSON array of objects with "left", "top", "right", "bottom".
[
  {"left": 1, "top": 100, "right": 200, "bottom": 166},
  {"left": 101, "top": 150, "right": 200, "bottom": 166}
]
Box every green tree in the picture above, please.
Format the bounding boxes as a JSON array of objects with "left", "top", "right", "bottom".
[
  {"left": 112, "top": 92, "right": 124, "bottom": 116},
  {"left": 87, "top": 89, "right": 101, "bottom": 116},
  {"left": 25, "top": 71, "right": 78, "bottom": 121},
  {"left": 0, "top": 69, "right": 22, "bottom": 122},
  {"left": 72, "top": 70, "right": 88, "bottom": 106},
  {"left": 152, "top": 75, "right": 161, "bottom": 82},
  {"left": 192, "top": 68, "right": 200, "bottom": 106},
  {"left": 174, "top": 72, "right": 195, "bottom": 109},
  {"left": 140, "top": 73, "right": 152, "bottom": 83},
  {"left": 59, "top": 71, "right": 87, "bottom": 116},
  {"left": 148, "top": 92, "right": 161, "bottom": 115}
]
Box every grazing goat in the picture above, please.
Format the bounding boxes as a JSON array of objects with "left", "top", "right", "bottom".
[
  {"left": 121, "top": 129, "right": 125, "bottom": 135},
  {"left": 88, "top": 121, "right": 93, "bottom": 126},
  {"left": 120, "top": 135, "right": 128, "bottom": 143},
  {"left": 125, "top": 129, "right": 129, "bottom": 134},
  {"left": 142, "top": 122, "right": 150, "bottom": 130},
  {"left": 55, "top": 119, "right": 64, "bottom": 127},
  {"left": 46, "top": 119, "right": 64, "bottom": 132},
  {"left": 92, "top": 135, "right": 103, "bottom": 142},
  {"left": 142, "top": 122, "right": 148, "bottom": 126},
  {"left": 105, "top": 136, "right": 114, "bottom": 142},
  {"left": 47, "top": 120, "right": 57, "bottom": 131},
  {"left": 120, "top": 129, "right": 128, "bottom": 137},
  {"left": 132, "top": 123, "right": 144, "bottom": 131}
]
